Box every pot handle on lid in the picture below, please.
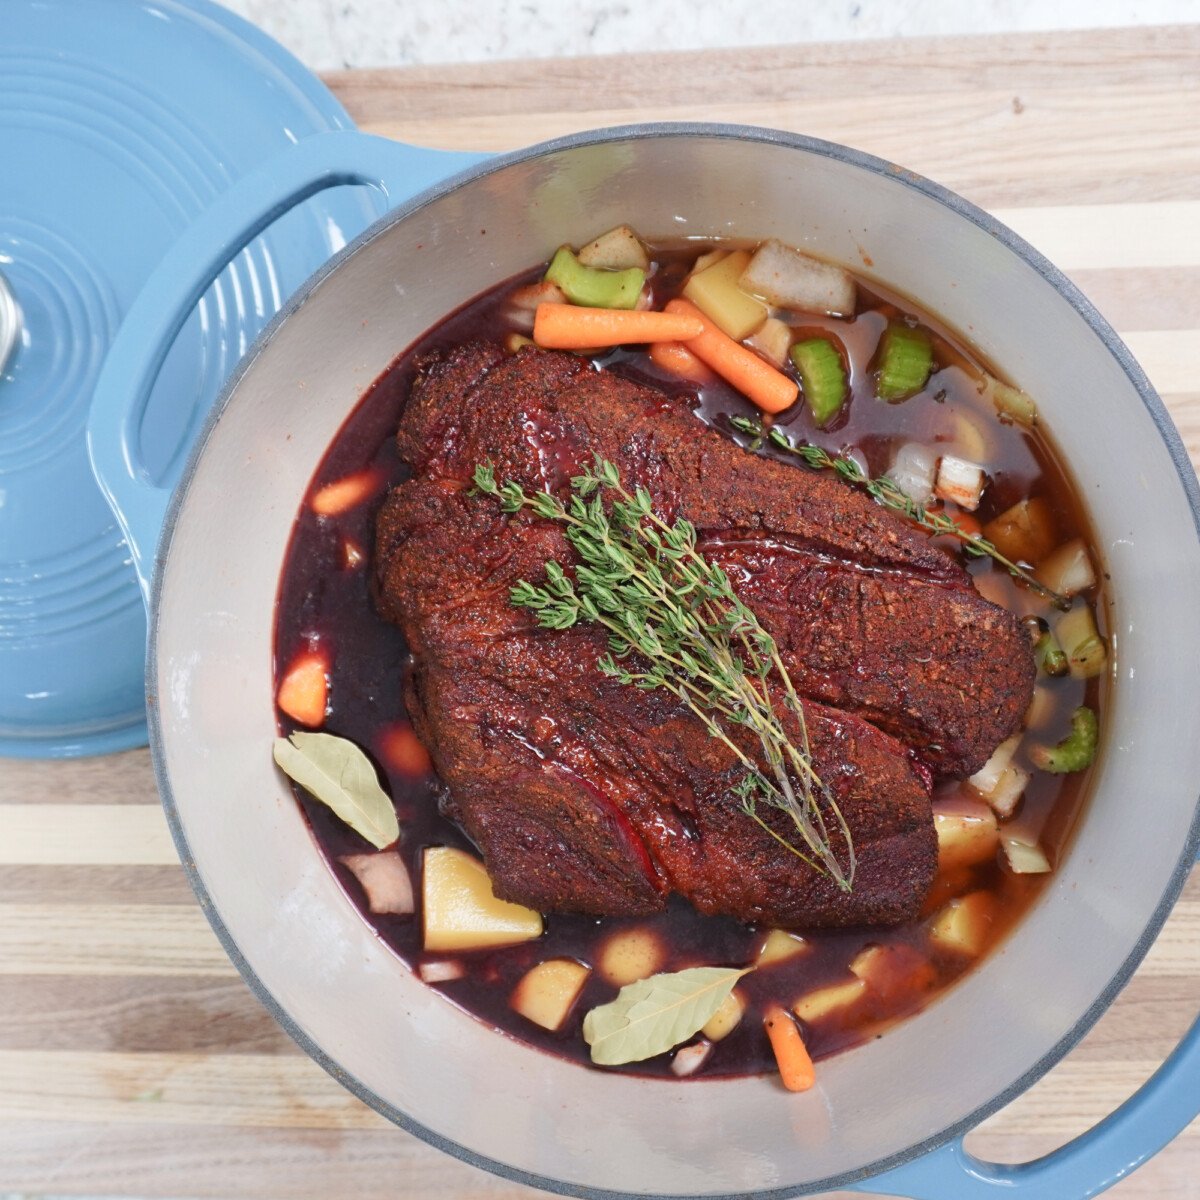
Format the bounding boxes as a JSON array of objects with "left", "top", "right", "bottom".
[
  {"left": 87, "top": 130, "right": 489, "bottom": 604},
  {"left": 858, "top": 1007, "right": 1200, "bottom": 1198}
]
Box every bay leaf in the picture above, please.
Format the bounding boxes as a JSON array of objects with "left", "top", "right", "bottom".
[
  {"left": 273, "top": 732, "right": 399, "bottom": 850},
  {"left": 583, "top": 965, "right": 752, "bottom": 1066}
]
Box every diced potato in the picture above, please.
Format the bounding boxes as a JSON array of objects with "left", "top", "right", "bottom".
[
  {"left": 510, "top": 958, "right": 591, "bottom": 1031},
  {"left": 967, "top": 735, "right": 1021, "bottom": 798},
  {"left": 418, "top": 959, "right": 464, "bottom": 983},
  {"left": 577, "top": 225, "right": 650, "bottom": 272},
  {"left": 850, "top": 943, "right": 937, "bottom": 1001},
  {"left": 935, "top": 455, "right": 986, "bottom": 512},
  {"left": 988, "top": 765, "right": 1030, "bottom": 820},
  {"left": 690, "top": 248, "right": 729, "bottom": 275},
  {"left": 671, "top": 1040, "right": 713, "bottom": 1077},
  {"left": 504, "top": 332, "right": 535, "bottom": 354},
  {"left": 682, "top": 249, "right": 767, "bottom": 340},
  {"left": 886, "top": 442, "right": 936, "bottom": 507},
  {"left": 701, "top": 988, "right": 746, "bottom": 1041},
  {"left": 793, "top": 977, "right": 867, "bottom": 1024},
  {"left": 948, "top": 409, "right": 991, "bottom": 463},
  {"left": 276, "top": 649, "right": 329, "bottom": 727},
  {"left": 422, "top": 846, "right": 543, "bottom": 952},
  {"left": 1002, "top": 834, "right": 1053, "bottom": 874},
  {"left": 933, "top": 800, "right": 999, "bottom": 871},
  {"left": 597, "top": 926, "right": 665, "bottom": 986},
  {"left": 739, "top": 239, "right": 856, "bottom": 317},
  {"left": 1037, "top": 538, "right": 1097, "bottom": 598},
  {"left": 920, "top": 866, "right": 975, "bottom": 918},
  {"left": 310, "top": 469, "right": 382, "bottom": 517},
  {"left": 984, "top": 498, "right": 1058, "bottom": 566},
  {"left": 340, "top": 851, "right": 414, "bottom": 915},
  {"left": 929, "top": 891, "right": 996, "bottom": 957},
  {"left": 745, "top": 316, "right": 793, "bottom": 368},
  {"left": 756, "top": 929, "right": 810, "bottom": 966},
  {"left": 1055, "top": 604, "right": 1108, "bottom": 680}
]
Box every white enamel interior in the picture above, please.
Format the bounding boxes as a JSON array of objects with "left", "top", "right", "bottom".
[{"left": 151, "top": 132, "right": 1200, "bottom": 1196}]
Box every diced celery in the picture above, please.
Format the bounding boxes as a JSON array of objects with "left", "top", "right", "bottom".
[
  {"left": 1029, "top": 706, "right": 1099, "bottom": 773},
  {"left": 876, "top": 324, "right": 933, "bottom": 401},
  {"left": 790, "top": 337, "right": 847, "bottom": 426},
  {"left": 1055, "top": 605, "right": 1107, "bottom": 680},
  {"left": 544, "top": 246, "right": 644, "bottom": 309}
]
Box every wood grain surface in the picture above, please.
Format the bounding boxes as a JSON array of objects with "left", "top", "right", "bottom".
[{"left": 2, "top": 23, "right": 1198, "bottom": 1200}]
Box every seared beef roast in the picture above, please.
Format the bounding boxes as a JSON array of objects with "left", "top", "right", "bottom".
[{"left": 375, "top": 344, "right": 1035, "bottom": 928}]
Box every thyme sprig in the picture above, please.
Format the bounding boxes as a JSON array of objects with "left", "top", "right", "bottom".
[
  {"left": 729, "top": 416, "right": 1069, "bottom": 610},
  {"left": 472, "top": 456, "right": 856, "bottom": 891}
]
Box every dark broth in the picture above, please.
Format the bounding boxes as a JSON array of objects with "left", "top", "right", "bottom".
[{"left": 273, "top": 244, "right": 1107, "bottom": 1079}]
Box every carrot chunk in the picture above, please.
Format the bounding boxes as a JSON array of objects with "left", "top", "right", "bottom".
[
  {"left": 381, "top": 723, "right": 433, "bottom": 777},
  {"left": 276, "top": 650, "right": 329, "bottom": 727},
  {"left": 763, "top": 1004, "right": 816, "bottom": 1092},
  {"left": 665, "top": 297, "right": 799, "bottom": 414},
  {"left": 310, "top": 469, "right": 382, "bottom": 517},
  {"left": 648, "top": 340, "right": 714, "bottom": 384},
  {"left": 533, "top": 303, "right": 703, "bottom": 350}
]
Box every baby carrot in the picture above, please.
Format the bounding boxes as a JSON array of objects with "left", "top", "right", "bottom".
[
  {"left": 648, "top": 340, "right": 714, "bottom": 384},
  {"left": 763, "top": 1004, "right": 816, "bottom": 1092},
  {"left": 665, "top": 298, "right": 799, "bottom": 414},
  {"left": 533, "top": 303, "right": 703, "bottom": 350}
]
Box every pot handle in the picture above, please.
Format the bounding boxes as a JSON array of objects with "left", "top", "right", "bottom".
[
  {"left": 859, "top": 1001, "right": 1200, "bottom": 1197},
  {"left": 87, "top": 130, "right": 489, "bottom": 603}
]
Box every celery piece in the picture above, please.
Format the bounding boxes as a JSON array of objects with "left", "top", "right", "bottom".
[
  {"left": 544, "top": 246, "right": 644, "bottom": 310},
  {"left": 876, "top": 324, "right": 933, "bottom": 402},
  {"left": 790, "top": 338, "right": 847, "bottom": 426},
  {"left": 1034, "top": 629, "right": 1068, "bottom": 677},
  {"left": 1029, "top": 706, "right": 1099, "bottom": 773}
]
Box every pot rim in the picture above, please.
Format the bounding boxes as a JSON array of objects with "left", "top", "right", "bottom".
[{"left": 145, "top": 121, "right": 1200, "bottom": 1198}]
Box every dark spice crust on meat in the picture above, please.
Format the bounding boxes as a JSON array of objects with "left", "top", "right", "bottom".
[{"left": 375, "top": 343, "right": 1035, "bottom": 928}]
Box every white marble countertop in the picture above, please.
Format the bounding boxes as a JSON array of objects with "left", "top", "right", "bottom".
[{"left": 224, "top": 0, "right": 1197, "bottom": 73}]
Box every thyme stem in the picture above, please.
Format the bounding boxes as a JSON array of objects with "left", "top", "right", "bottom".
[
  {"left": 472, "top": 456, "right": 856, "bottom": 891},
  {"left": 729, "top": 416, "right": 1070, "bottom": 611}
]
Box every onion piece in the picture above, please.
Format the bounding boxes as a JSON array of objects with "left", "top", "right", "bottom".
[
  {"left": 340, "top": 851, "right": 414, "bottom": 915},
  {"left": 505, "top": 281, "right": 567, "bottom": 331},
  {"left": 966, "top": 734, "right": 1021, "bottom": 797},
  {"left": 577, "top": 225, "right": 650, "bottom": 272},
  {"left": 886, "top": 442, "right": 936, "bottom": 507},
  {"left": 739, "top": 239, "right": 855, "bottom": 317},
  {"left": 1037, "top": 538, "right": 1097, "bottom": 598},
  {"left": 988, "top": 765, "right": 1031, "bottom": 820},
  {"left": 983, "top": 374, "right": 1039, "bottom": 427},
  {"left": 935, "top": 455, "right": 986, "bottom": 512},
  {"left": 671, "top": 1040, "right": 713, "bottom": 1077},
  {"left": 419, "top": 959, "right": 465, "bottom": 984},
  {"left": 1001, "top": 833, "right": 1052, "bottom": 874},
  {"left": 745, "top": 316, "right": 792, "bottom": 368}
]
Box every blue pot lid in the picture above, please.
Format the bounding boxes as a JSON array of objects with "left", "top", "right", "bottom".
[{"left": 0, "top": 0, "right": 387, "bottom": 757}]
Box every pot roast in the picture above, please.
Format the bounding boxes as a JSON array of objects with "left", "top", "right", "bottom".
[{"left": 374, "top": 343, "right": 1035, "bottom": 928}]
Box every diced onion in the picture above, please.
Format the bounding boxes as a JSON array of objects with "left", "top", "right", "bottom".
[
  {"left": 745, "top": 316, "right": 793, "bottom": 368},
  {"left": 988, "top": 765, "right": 1030, "bottom": 820},
  {"left": 967, "top": 734, "right": 1021, "bottom": 797},
  {"left": 935, "top": 455, "right": 986, "bottom": 512},
  {"left": 739, "top": 239, "right": 856, "bottom": 317},
  {"left": 886, "top": 442, "right": 937, "bottom": 507},
  {"left": 1037, "top": 538, "right": 1097, "bottom": 598},
  {"left": 419, "top": 959, "right": 465, "bottom": 983},
  {"left": 340, "top": 852, "right": 414, "bottom": 915},
  {"left": 671, "top": 1040, "right": 713, "bottom": 1077}
]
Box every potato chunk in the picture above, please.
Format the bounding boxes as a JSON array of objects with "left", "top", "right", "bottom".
[
  {"left": 422, "top": 847, "right": 543, "bottom": 952},
  {"left": 929, "top": 891, "right": 996, "bottom": 957},
  {"left": 701, "top": 988, "right": 747, "bottom": 1041},
  {"left": 756, "top": 929, "right": 810, "bottom": 966},
  {"left": 682, "top": 248, "right": 767, "bottom": 340},
  {"left": 933, "top": 800, "right": 999, "bottom": 871},
  {"left": 793, "top": 977, "right": 867, "bottom": 1024},
  {"left": 510, "top": 959, "right": 590, "bottom": 1031},
  {"left": 849, "top": 943, "right": 936, "bottom": 1001},
  {"left": 597, "top": 926, "right": 665, "bottom": 986}
]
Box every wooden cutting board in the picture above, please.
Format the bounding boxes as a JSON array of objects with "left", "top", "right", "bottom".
[{"left": 2, "top": 24, "right": 1198, "bottom": 1199}]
